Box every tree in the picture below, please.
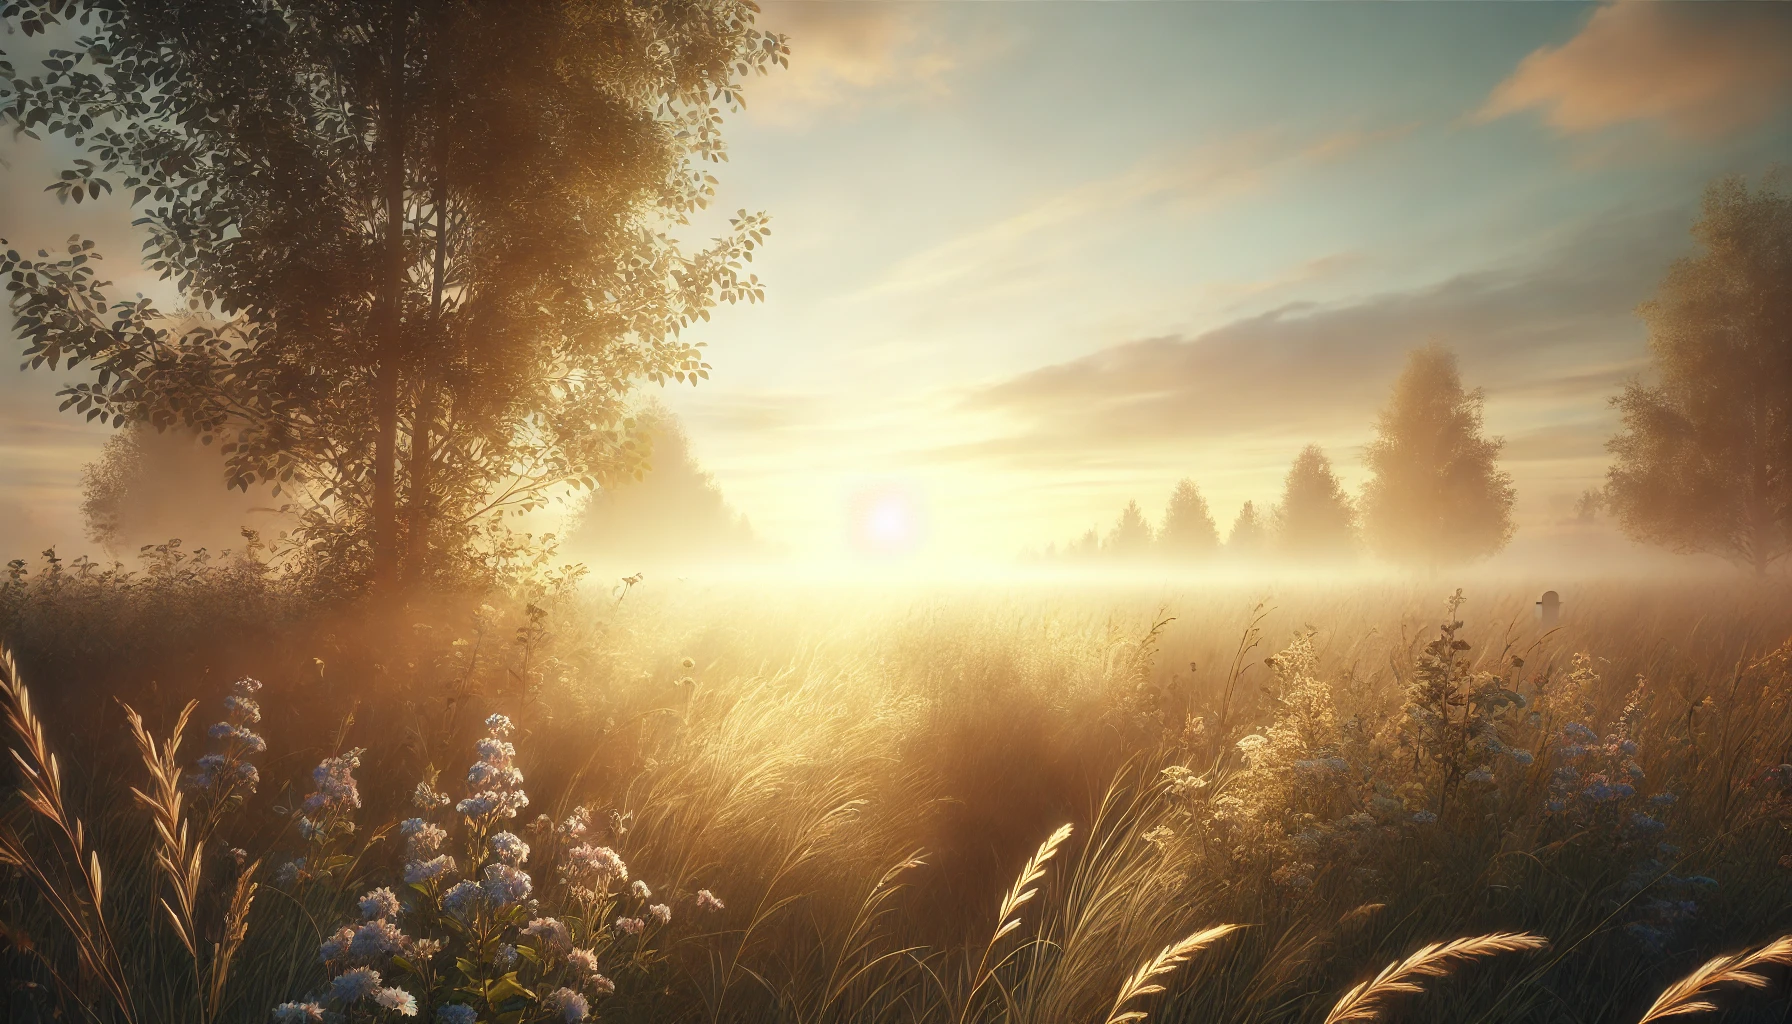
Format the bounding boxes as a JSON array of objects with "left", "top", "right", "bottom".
[
  {"left": 1359, "top": 344, "right": 1515, "bottom": 566},
  {"left": 1606, "top": 171, "right": 1792, "bottom": 574},
  {"left": 80, "top": 424, "right": 270, "bottom": 554},
  {"left": 1104, "top": 500, "right": 1154, "bottom": 559},
  {"left": 1159, "top": 479, "right": 1220, "bottom": 558},
  {"left": 1273, "top": 445, "right": 1357, "bottom": 560},
  {"left": 0, "top": 1, "right": 786, "bottom": 592},
  {"left": 1227, "top": 501, "right": 1266, "bottom": 554},
  {"left": 565, "top": 408, "right": 757, "bottom": 566}
]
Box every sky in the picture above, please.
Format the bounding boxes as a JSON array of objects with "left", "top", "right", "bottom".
[{"left": 4, "top": 1, "right": 1792, "bottom": 568}]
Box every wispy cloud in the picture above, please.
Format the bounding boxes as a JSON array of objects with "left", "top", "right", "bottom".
[
  {"left": 747, "top": 2, "right": 978, "bottom": 127},
  {"left": 953, "top": 205, "right": 1688, "bottom": 469},
  {"left": 851, "top": 124, "right": 1413, "bottom": 306},
  {"left": 1479, "top": 0, "right": 1792, "bottom": 139}
]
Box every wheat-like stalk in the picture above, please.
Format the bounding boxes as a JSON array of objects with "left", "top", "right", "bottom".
[
  {"left": 122, "top": 700, "right": 202, "bottom": 958},
  {"left": 959, "top": 823, "right": 1074, "bottom": 1024},
  {"left": 206, "top": 861, "right": 261, "bottom": 1021},
  {"left": 1103, "top": 923, "right": 1242, "bottom": 1024},
  {"left": 0, "top": 646, "right": 138, "bottom": 1024},
  {"left": 992, "top": 822, "right": 1074, "bottom": 946},
  {"left": 1637, "top": 935, "right": 1792, "bottom": 1023},
  {"left": 1323, "top": 932, "right": 1548, "bottom": 1024}
]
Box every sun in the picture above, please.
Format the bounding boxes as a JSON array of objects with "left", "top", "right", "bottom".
[{"left": 849, "top": 485, "right": 925, "bottom": 556}]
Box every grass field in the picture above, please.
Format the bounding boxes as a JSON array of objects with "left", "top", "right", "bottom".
[{"left": 7, "top": 569, "right": 1792, "bottom": 1023}]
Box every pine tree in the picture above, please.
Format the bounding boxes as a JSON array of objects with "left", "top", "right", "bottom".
[
  {"left": 1360, "top": 344, "right": 1516, "bottom": 566},
  {"left": 1104, "top": 500, "right": 1155, "bottom": 559},
  {"left": 1159, "top": 479, "right": 1220, "bottom": 559},
  {"left": 1273, "top": 446, "right": 1357, "bottom": 560},
  {"left": 1228, "top": 501, "right": 1266, "bottom": 555}
]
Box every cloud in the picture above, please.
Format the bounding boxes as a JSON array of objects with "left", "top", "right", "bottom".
[
  {"left": 747, "top": 2, "right": 969, "bottom": 126},
  {"left": 949, "top": 206, "right": 1689, "bottom": 470},
  {"left": 1480, "top": 0, "right": 1792, "bottom": 139},
  {"left": 851, "top": 123, "right": 1412, "bottom": 308}
]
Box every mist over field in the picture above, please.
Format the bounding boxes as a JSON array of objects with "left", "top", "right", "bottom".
[{"left": 3, "top": 3, "right": 1792, "bottom": 1024}]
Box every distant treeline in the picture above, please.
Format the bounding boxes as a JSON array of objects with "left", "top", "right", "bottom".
[{"left": 1041, "top": 344, "right": 1514, "bottom": 567}]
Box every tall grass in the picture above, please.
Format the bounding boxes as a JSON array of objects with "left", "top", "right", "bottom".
[{"left": 6, "top": 566, "right": 1792, "bottom": 1021}]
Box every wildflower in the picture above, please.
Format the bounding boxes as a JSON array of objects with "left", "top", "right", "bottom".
[
  {"left": 413, "top": 781, "right": 452, "bottom": 810},
  {"left": 562, "top": 845, "right": 627, "bottom": 893},
  {"left": 330, "top": 966, "right": 383, "bottom": 1003},
  {"left": 542, "top": 987, "right": 590, "bottom": 1023},
  {"left": 459, "top": 722, "right": 529, "bottom": 824},
  {"left": 482, "top": 863, "right": 533, "bottom": 907},
  {"left": 495, "top": 943, "right": 520, "bottom": 971},
  {"left": 360, "top": 887, "right": 401, "bottom": 921},
  {"left": 277, "top": 858, "right": 308, "bottom": 886},
  {"left": 349, "top": 920, "right": 407, "bottom": 959},
  {"left": 405, "top": 855, "right": 457, "bottom": 885},
  {"left": 1507, "top": 748, "right": 1535, "bottom": 766},
  {"left": 648, "top": 903, "right": 671, "bottom": 925},
  {"left": 1651, "top": 792, "right": 1679, "bottom": 806},
  {"left": 696, "top": 889, "right": 725, "bottom": 912},
  {"left": 1411, "top": 810, "right": 1438, "bottom": 824},
  {"left": 631, "top": 879, "right": 652, "bottom": 900},
  {"left": 557, "top": 807, "right": 592, "bottom": 840},
  {"left": 273, "top": 1002, "right": 326, "bottom": 1022},
  {"left": 319, "top": 925, "right": 355, "bottom": 963},
  {"left": 412, "top": 938, "right": 443, "bottom": 961},
  {"left": 567, "top": 947, "right": 600, "bottom": 975},
  {"left": 522, "top": 917, "right": 571, "bottom": 952},
  {"left": 1464, "top": 767, "right": 1494, "bottom": 785},
  {"left": 489, "top": 832, "right": 530, "bottom": 866},
  {"left": 223, "top": 694, "right": 261, "bottom": 723},
  {"left": 436, "top": 1006, "right": 477, "bottom": 1024},
  {"left": 304, "top": 748, "right": 365, "bottom": 816},
  {"left": 234, "top": 677, "right": 264, "bottom": 696},
  {"left": 614, "top": 916, "right": 644, "bottom": 936},
  {"left": 1235, "top": 734, "right": 1268, "bottom": 754},
  {"left": 208, "top": 722, "right": 267, "bottom": 753},
  {"left": 441, "top": 880, "right": 485, "bottom": 922},
  {"left": 402, "top": 818, "right": 446, "bottom": 858},
  {"left": 375, "top": 986, "right": 419, "bottom": 1016},
  {"left": 588, "top": 974, "right": 615, "bottom": 996},
  {"left": 1628, "top": 813, "right": 1668, "bottom": 835}
]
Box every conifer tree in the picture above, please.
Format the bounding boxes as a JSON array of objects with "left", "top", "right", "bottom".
[
  {"left": 1273, "top": 446, "right": 1357, "bottom": 560},
  {"left": 1360, "top": 344, "right": 1515, "bottom": 566},
  {"left": 1159, "top": 479, "right": 1220, "bottom": 559}
]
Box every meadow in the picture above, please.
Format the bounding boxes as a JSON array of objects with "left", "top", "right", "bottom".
[{"left": 6, "top": 555, "right": 1792, "bottom": 1024}]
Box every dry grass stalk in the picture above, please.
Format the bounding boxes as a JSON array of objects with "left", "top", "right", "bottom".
[
  {"left": 960, "top": 823, "right": 1074, "bottom": 1023},
  {"left": 1103, "top": 923, "right": 1241, "bottom": 1024},
  {"left": 992, "top": 823, "right": 1074, "bottom": 946},
  {"left": 1323, "top": 932, "right": 1548, "bottom": 1024},
  {"left": 206, "top": 861, "right": 261, "bottom": 1021},
  {"left": 122, "top": 700, "right": 202, "bottom": 957},
  {"left": 1637, "top": 935, "right": 1792, "bottom": 1023},
  {"left": 0, "top": 646, "right": 138, "bottom": 1024}
]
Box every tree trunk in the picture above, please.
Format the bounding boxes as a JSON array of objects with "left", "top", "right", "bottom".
[{"left": 371, "top": 0, "right": 409, "bottom": 592}]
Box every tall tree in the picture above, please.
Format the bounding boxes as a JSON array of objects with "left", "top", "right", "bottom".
[
  {"left": 1606, "top": 172, "right": 1792, "bottom": 575},
  {"left": 1159, "top": 478, "right": 1219, "bottom": 558},
  {"left": 566, "top": 407, "right": 757, "bottom": 565},
  {"left": 1227, "top": 500, "right": 1266, "bottom": 554},
  {"left": 0, "top": 0, "right": 786, "bottom": 591},
  {"left": 1360, "top": 344, "right": 1515, "bottom": 566},
  {"left": 1104, "top": 500, "right": 1154, "bottom": 559},
  {"left": 1273, "top": 445, "right": 1357, "bottom": 559}
]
